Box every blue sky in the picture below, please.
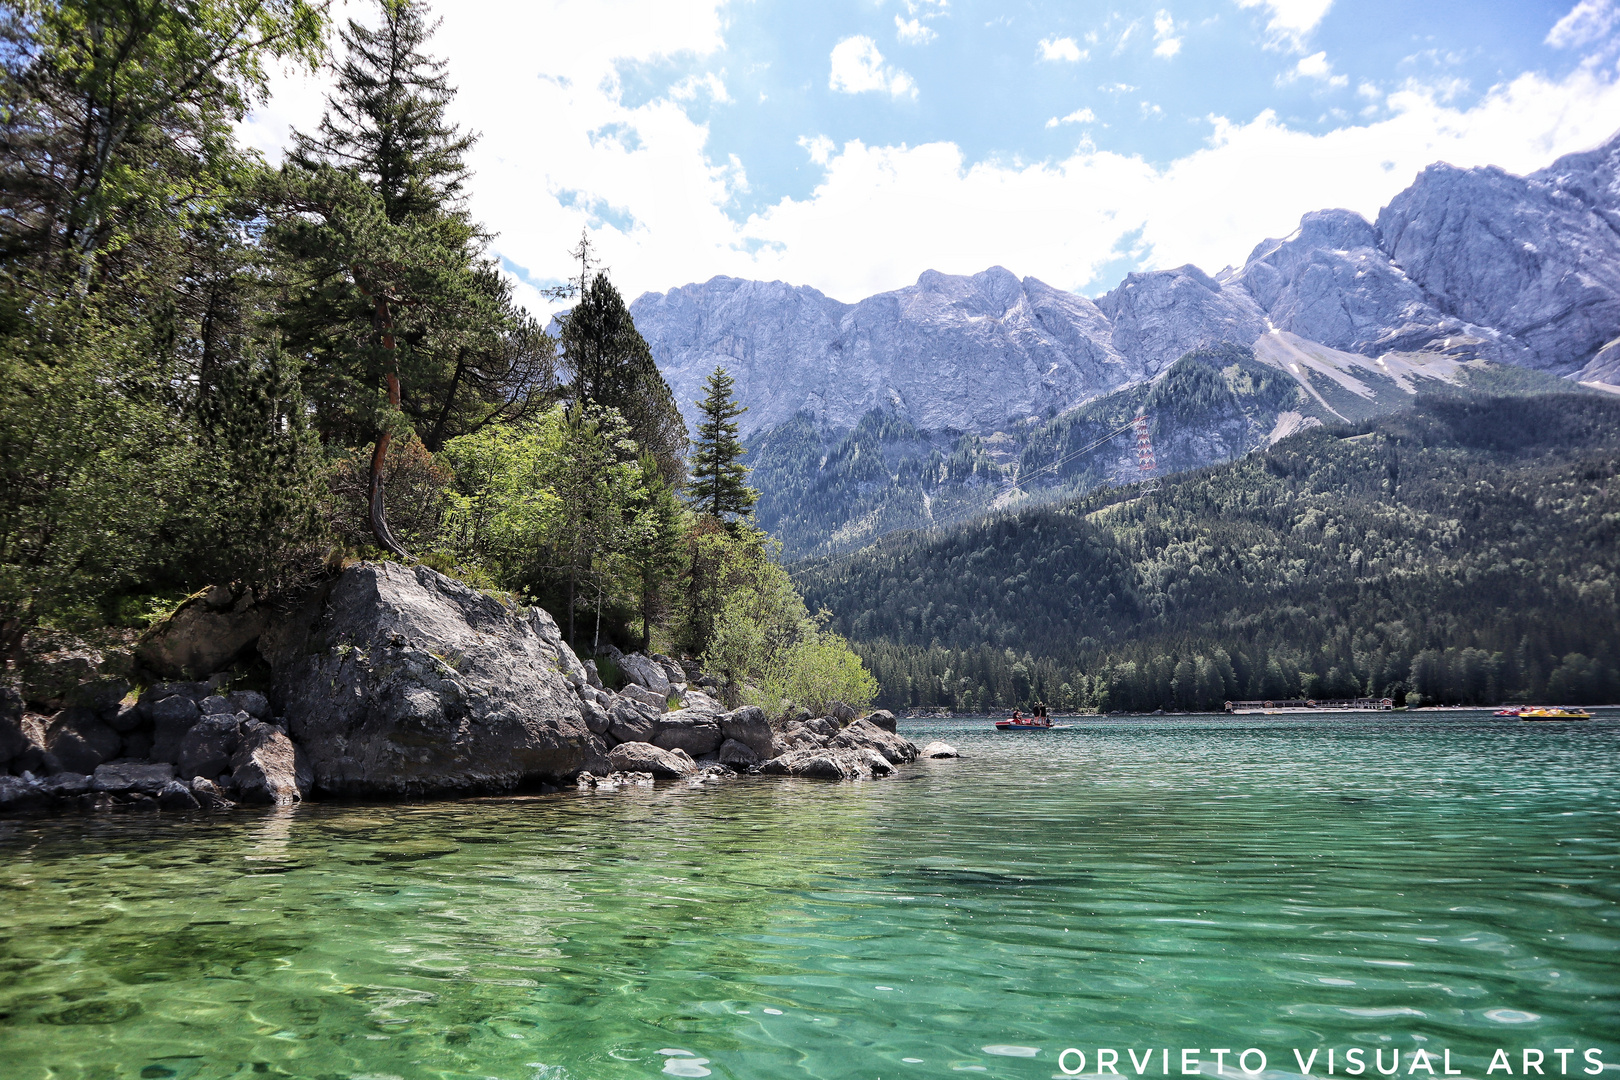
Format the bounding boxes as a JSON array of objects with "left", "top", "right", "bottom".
[{"left": 244, "top": 0, "right": 1620, "bottom": 306}]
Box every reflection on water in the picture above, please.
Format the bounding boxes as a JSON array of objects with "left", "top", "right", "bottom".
[{"left": 0, "top": 713, "right": 1616, "bottom": 1080}]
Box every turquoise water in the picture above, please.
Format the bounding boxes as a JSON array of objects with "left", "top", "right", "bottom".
[{"left": 1, "top": 713, "right": 1616, "bottom": 1080}]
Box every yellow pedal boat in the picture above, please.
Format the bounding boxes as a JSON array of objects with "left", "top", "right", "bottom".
[{"left": 1519, "top": 707, "right": 1592, "bottom": 721}]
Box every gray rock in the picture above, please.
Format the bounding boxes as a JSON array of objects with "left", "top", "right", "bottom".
[
  {"left": 1235, "top": 209, "right": 1515, "bottom": 362},
  {"left": 828, "top": 700, "right": 857, "bottom": 726},
  {"left": 259, "top": 562, "right": 603, "bottom": 797},
  {"left": 1377, "top": 142, "right": 1620, "bottom": 375},
  {"left": 830, "top": 718, "right": 919, "bottom": 765},
  {"left": 778, "top": 705, "right": 812, "bottom": 727},
  {"left": 226, "top": 690, "right": 272, "bottom": 721},
  {"left": 607, "top": 698, "right": 658, "bottom": 745},
  {"left": 1095, "top": 264, "right": 1269, "bottom": 381},
  {"left": 582, "top": 660, "right": 604, "bottom": 690},
  {"left": 755, "top": 747, "right": 888, "bottom": 780},
  {"left": 920, "top": 740, "right": 960, "bottom": 759},
  {"left": 19, "top": 645, "right": 132, "bottom": 710},
  {"left": 607, "top": 741, "right": 697, "bottom": 779},
  {"left": 632, "top": 267, "right": 1138, "bottom": 439},
  {"left": 148, "top": 694, "right": 202, "bottom": 763},
  {"left": 865, "top": 710, "right": 898, "bottom": 733},
  {"left": 135, "top": 588, "right": 269, "bottom": 679},
  {"left": 651, "top": 713, "right": 723, "bottom": 757},
  {"left": 802, "top": 716, "right": 839, "bottom": 738},
  {"left": 579, "top": 700, "right": 611, "bottom": 736},
  {"left": 65, "top": 676, "right": 131, "bottom": 717},
  {"left": 619, "top": 683, "right": 669, "bottom": 712},
  {"left": 0, "top": 774, "right": 44, "bottom": 809},
  {"left": 677, "top": 687, "right": 722, "bottom": 712},
  {"left": 189, "top": 777, "right": 234, "bottom": 811},
  {"left": 157, "top": 780, "right": 200, "bottom": 810},
  {"left": 92, "top": 760, "right": 176, "bottom": 795},
  {"left": 179, "top": 712, "right": 246, "bottom": 781},
  {"left": 199, "top": 695, "right": 236, "bottom": 716},
  {"left": 618, "top": 653, "right": 672, "bottom": 696},
  {"left": 229, "top": 720, "right": 310, "bottom": 806},
  {"left": 716, "top": 738, "right": 759, "bottom": 767},
  {"left": 38, "top": 771, "right": 92, "bottom": 797},
  {"left": 718, "top": 705, "right": 773, "bottom": 759},
  {"left": 45, "top": 708, "right": 123, "bottom": 774}
]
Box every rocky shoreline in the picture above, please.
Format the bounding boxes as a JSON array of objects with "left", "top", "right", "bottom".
[{"left": 1, "top": 562, "right": 947, "bottom": 816}]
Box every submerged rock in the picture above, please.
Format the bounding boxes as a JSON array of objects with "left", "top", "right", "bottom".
[
  {"left": 260, "top": 562, "right": 605, "bottom": 797},
  {"left": 920, "top": 741, "right": 960, "bottom": 759},
  {"left": 92, "top": 760, "right": 176, "bottom": 796}
]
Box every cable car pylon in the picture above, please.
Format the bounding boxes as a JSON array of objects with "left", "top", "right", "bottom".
[{"left": 1131, "top": 413, "right": 1160, "bottom": 492}]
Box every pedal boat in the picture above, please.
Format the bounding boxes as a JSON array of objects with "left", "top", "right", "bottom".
[{"left": 1519, "top": 707, "right": 1592, "bottom": 721}]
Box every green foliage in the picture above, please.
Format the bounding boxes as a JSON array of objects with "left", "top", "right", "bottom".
[
  {"left": 687, "top": 366, "right": 758, "bottom": 524},
  {"left": 756, "top": 628, "right": 878, "bottom": 718},
  {"left": 802, "top": 392, "right": 1620, "bottom": 711}
]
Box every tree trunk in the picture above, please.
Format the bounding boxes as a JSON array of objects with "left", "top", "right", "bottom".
[
  {"left": 567, "top": 563, "right": 577, "bottom": 646},
  {"left": 368, "top": 297, "right": 410, "bottom": 559}
]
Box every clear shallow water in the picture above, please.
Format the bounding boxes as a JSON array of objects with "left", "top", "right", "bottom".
[{"left": 1, "top": 713, "right": 1616, "bottom": 1080}]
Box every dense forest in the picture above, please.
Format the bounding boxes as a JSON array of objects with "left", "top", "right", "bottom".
[
  {"left": 798, "top": 391, "right": 1620, "bottom": 710},
  {"left": 0, "top": 0, "right": 873, "bottom": 713}
]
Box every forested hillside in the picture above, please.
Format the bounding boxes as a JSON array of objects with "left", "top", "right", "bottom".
[{"left": 797, "top": 391, "right": 1620, "bottom": 710}]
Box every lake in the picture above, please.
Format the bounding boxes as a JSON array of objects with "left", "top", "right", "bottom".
[{"left": 1, "top": 712, "right": 1615, "bottom": 1080}]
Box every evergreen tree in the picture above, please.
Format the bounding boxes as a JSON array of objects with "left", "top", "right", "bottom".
[
  {"left": 687, "top": 366, "right": 758, "bottom": 524},
  {"left": 274, "top": 0, "right": 550, "bottom": 557},
  {"left": 558, "top": 260, "right": 686, "bottom": 485}
]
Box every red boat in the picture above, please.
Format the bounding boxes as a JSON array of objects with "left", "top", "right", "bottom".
[
  {"left": 1495, "top": 707, "right": 1524, "bottom": 717},
  {"left": 995, "top": 714, "right": 1053, "bottom": 731}
]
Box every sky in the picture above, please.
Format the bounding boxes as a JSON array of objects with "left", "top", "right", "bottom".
[{"left": 239, "top": 0, "right": 1620, "bottom": 314}]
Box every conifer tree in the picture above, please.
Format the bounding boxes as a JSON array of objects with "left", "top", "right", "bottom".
[
  {"left": 560, "top": 271, "right": 686, "bottom": 486},
  {"left": 687, "top": 366, "right": 758, "bottom": 523},
  {"left": 273, "top": 0, "right": 550, "bottom": 558}
]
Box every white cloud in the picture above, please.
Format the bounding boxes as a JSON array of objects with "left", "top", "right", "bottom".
[
  {"left": 1153, "top": 11, "right": 1182, "bottom": 58},
  {"left": 829, "top": 35, "right": 918, "bottom": 98},
  {"left": 241, "top": 0, "right": 1620, "bottom": 313},
  {"left": 1546, "top": 0, "right": 1618, "bottom": 48},
  {"left": 1235, "top": 0, "right": 1334, "bottom": 50},
  {"left": 896, "top": 16, "right": 937, "bottom": 45},
  {"left": 1045, "top": 108, "right": 1097, "bottom": 128},
  {"left": 799, "top": 134, "right": 836, "bottom": 165},
  {"left": 1038, "top": 35, "right": 1086, "bottom": 62},
  {"left": 1286, "top": 51, "right": 1349, "bottom": 88}
]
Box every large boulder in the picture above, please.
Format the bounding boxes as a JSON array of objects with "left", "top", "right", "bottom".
[
  {"left": 45, "top": 708, "right": 123, "bottom": 774},
  {"left": 619, "top": 683, "right": 669, "bottom": 712},
  {"left": 607, "top": 741, "right": 697, "bottom": 779},
  {"left": 716, "top": 738, "right": 759, "bottom": 768},
  {"left": 617, "top": 653, "right": 671, "bottom": 696},
  {"left": 718, "top": 705, "right": 773, "bottom": 759},
  {"left": 755, "top": 747, "right": 893, "bottom": 780},
  {"left": 136, "top": 585, "right": 269, "bottom": 680},
  {"left": 0, "top": 775, "right": 44, "bottom": 810},
  {"left": 178, "top": 713, "right": 247, "bottom": 780},
  {"left": 606, "top": 698, "right": 658, "bottom": 744},
  {"left": 229, "top": 721, "right": 310, "bottom": 805},
  {"left": 830, "top": 718, "right": 919, "bottom": 765},
  {"left": 651, "top": 713, "right": 722, "bottom": 757},
  {"left": 147, "top": 693, "right": 202, "bottom": 763},
  {"left": 865, "top": 710, "right": 898, "bottom": 733},
  {"left": 828, "top": 700, "right": 857, "bottom": 726},
  {"left": 260, "top": 562, "right": 604, "bottom": 797},
  {"left": 920, "top": 740, "right": 960, "bottom": 759}
]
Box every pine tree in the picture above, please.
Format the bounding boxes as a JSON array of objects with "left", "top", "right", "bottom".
[
  {"left": 274, "top": 0, "right": 549, "bottom": 557},
  {"left": 559, "top": 262, "right": 687, "bottom": 485},
  {"left": 687, "top": 366, "right": 758, "bottom": 523},
  {"left": 625, "top": 453, "right": 687, "bottom": 651}
]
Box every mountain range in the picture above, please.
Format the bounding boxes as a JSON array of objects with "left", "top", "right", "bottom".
[{"left": 627, "top": 131, "right": 1620, "bottom": 556}]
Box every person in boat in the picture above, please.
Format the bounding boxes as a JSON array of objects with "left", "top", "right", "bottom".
[
  {"left": 1034, "top": 702, "right": 1047, "bottom": 718},
  {"left": 1010, "top": 709, "right": 1023, "bottom": 721}
]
